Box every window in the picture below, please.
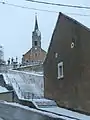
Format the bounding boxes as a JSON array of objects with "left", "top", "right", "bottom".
[
  {"left": 26, "top": 60, "right": 28, "bottom": 62},
  {"left": 58, "top": 62, "right": 64, "bottom": 79},
  {"left": 35, "top": 53, "right": 37, "bottom": 57},
  {"left": 34, "top": 41, "right": 37, "bottom": 46},
  {"left": 71, "top": 42, "right": 74, "bottom": 48}
]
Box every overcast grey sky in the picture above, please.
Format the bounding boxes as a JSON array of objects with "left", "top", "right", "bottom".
[{"left": 0, "top": 0, "right": 90, "bottom": 63}]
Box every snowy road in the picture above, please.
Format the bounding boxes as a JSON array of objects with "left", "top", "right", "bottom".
[{"left": 0, "top": 102, "right": 61, "bottom": 120}]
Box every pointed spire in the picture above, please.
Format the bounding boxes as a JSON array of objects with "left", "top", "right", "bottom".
[{"left": 34, "top": 13, "right": 38, "bottom": 31}]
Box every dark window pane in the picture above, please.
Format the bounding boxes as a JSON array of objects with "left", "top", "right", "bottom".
[
  {"left": 59, "top": 66, "right": 62, "bottom": 76},
  {"left": 34, "top": 41, "right": 37, "bottom": 46},
  {"left": 35, "top": 53, "right": 37, "bottom": 57}
]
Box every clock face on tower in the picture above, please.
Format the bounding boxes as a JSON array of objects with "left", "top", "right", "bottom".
[{"left": 36, "top": 29, "right": 41, "bottom": 36}]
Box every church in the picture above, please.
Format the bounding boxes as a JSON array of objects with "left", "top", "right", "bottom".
[{"left": 22, "top": 15, "right": 46, "bottom": 65}]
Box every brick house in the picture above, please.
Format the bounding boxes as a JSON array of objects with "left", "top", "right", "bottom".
[{"left": 44, "top": 12, "right": 90, "bottom": 113}]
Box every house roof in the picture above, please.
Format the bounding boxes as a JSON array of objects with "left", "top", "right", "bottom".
[
  {"left": 60, "top": 12, "right": 90, "bottom": 32},
  {"left": 44, "top": 12, "right": 90, "bottom": 64}
]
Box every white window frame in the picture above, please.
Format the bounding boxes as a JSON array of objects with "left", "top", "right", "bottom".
[{"left": 57, "top": 62, "right": 64, "bottom": 79}]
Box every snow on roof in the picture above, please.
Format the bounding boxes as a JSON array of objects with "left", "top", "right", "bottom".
[
  {"left": 1, "top": 70, "right": 44, "bottom": 99},
  {"left": 0, "top": 118, "right": 4, "bottom": 120},
  {"left": 0, "top": 86, "right": 8, "bottom": 93},
  {"left": 32, "top": 98, "right": 56, "bottom": 103},
  {"left": 2, "top": 101, "right": 74, "bottom": 119},
  {"left": 36, "top": 71, "right": 43, "bottom": 75},
  {"left": 19, "top": 84, "right": 40, "bottom": 93},
  {"left": 17, "top": 63, "right": 43, "bottom": 68},
  {"left": 3, "top": 101, "right": 90, "bottom": 120},
  {"left": 9, "top": 69, "right": 43, "bottom": 77},
  {"left": 7, "top": 73, "right": 24, "bottom": 83},
  {"left": 40, "top": 106, "right": 90, "bottom": 120},
  {"left": 2, "top": 100, "right": 90, "bottom": 120},
  {"left": 2, "top": 73, "right": 11, "bottom": 85},
  {"left": 2, "top": 73, "right": 23, "bottom": 85}
]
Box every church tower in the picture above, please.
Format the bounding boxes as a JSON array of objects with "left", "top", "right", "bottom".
[
  {"left": 32, "top": 15, "right": 41, "bottom": 49},
  {"left": 22, "top": 14, "right": 46, "bottom": 66}
]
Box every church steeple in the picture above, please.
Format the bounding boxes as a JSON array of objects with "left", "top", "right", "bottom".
[
  {"left": 34, "top": 14, "right": 38, "bottom": 31},
  {"left": 32, "top": 14, "right": 41, "bottom": 49}
]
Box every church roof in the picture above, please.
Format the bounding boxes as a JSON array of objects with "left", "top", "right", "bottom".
[
  {"left": 23, "top": 48, "right": 46, "bottom": 56},
  {"left": 41, "top": 48, "right": 46, "bottom": 53},
  {"left": 23, "top": 49, "right": 31, "bottom": 56}
]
